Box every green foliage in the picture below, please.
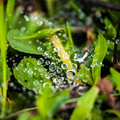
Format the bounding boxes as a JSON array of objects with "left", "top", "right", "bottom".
[
  {"left": 104, "top": 17, "right": 116, "bottom": 38},
  {"left": 0, "top": 59, "right": 12, "bottom": 87},
  {"left": 76, "top": 64, "right": 93, "bottom": 85},
  {"left": 14, "top": 58, "right": 52, "bottom": 93},
  {"left": 7, "top": 29, "right": 45, "bottom": 54},
  {"left": 37, "top": 87, "right": 69, "bottom": 119},
  {"left": 17, "top": 112, "right": 30, "bottom": 120},
  {"left": 92, "top": 32, "right": 107, "bottom": 84},
  {"left": 91, "top": 108, "right": 103, "bottom": 120},
  {"left": 110, "top": 68, "right": 120, "bottom": 92},
  {"left": 6, "top": 0, "right": 15, "bottom": 28},
  {"left": 70, "top": 86, "right": 99, "bottom": 120},
  {"left": 66, "top": 22, "right": 74, "bottom": 46},
  {"left": 103, "top": 109, "right": 120, "bottom": 118},
  {"left": 7, "top": 28, "right": 64, "bottom": 55}
]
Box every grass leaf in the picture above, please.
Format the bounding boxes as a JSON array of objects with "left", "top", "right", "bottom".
[
  {"left": 13, "top": 58, "right": 52, "bottom": 93},
  {"left": 92, "top": 32, "right": 107, "bottom": 84},
  {"left": 76, "top": 64, "right": 93, "bottom": 85},
  {"left": 110, "top": 68, "right": 120, "bottom": 92},
  {"left": 37, "top": 88, "right": 69, "bottom": 118},
  {"left": 70, "top": 86, "right": 99, "bottom": 120}
]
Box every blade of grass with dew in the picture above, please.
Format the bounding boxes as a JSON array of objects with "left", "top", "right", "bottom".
[
  {"left": 66, "top": 22, "right": 74, "bottom": 46},
  {"left": 49, "top": 34, "right": 83, "bottom": 84},
  {"left": 71, "top": 86, "right": 99, "bottom": 120},
  {"left": 6, "top": 0, "right": 15, "bottom": 29},
  {"left": 92, "top": 32, "right": 107, "bottom": 85},
  {"left": 12, "top": 6, "right": 24, "bottom": 29},
  {"left": 0, "top": 0, "right": 7, "bottom": 116}
]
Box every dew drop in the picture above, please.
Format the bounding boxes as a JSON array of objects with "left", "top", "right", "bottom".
[
  {"left": 61, "top": 63, "right": 67, "bottom": 70},
  {"left": 39, "top": 58, "right": 44, "bottom": 64},
  {"left": 45, "top": 60, "right": 50, "bottom": 65},
  {"left": 54, "top": 47, "right": 59, "bottom": 52},
  {"left": 116, "top": 39, "right": 120, "bottom": 44},
  {"left": 53, "top": 35, "right": 58, "bottom": 39},
  {"left": 82, "top": 78, "right": 87, "bottom": 83},
  {"left": 21, "top": 27, "right": 26, "bottom": 32},
  {"left": 67, "top": 70, "right": 75, "bottom": 80},
  {"left": 72, "top": 63, "right": 77, "bottom": 70},
  {"left": 57, "top": 67, "right": 62, "bottom": 74}
]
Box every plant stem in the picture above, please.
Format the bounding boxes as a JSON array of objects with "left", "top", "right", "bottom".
[
  {"left": 0, "top": 0, "right": 7, "bottom": 116},
  {"left": 5, "top": 107, "right": 38, "bottom": 119},
  {"left": 84, "top": 0, "right": 120, "bottom": 12},
  {"left": 113, "top": 18, "right": 120, "bottom": 64}
]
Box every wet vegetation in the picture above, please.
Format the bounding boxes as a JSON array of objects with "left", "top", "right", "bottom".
[{"left": 1, "top": 0, "right": 120, "bottom": 120}]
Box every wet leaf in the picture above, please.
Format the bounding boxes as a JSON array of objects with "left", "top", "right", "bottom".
[
  {"left": 104, "top": 17, "right": 116, "bottom": 38},
  {"left": 7, "top": 29, "right": 45, "bottom": 54},
  {"left": 110, "top": 68, "right": 120, "bottom": 92},
  {"left": 70, "top": 86, "right": 99, "bottom": 120},
  {"left": 13, "top": 58, "right": 52, "bottom": 93},
  {"left": 92, "top": 32, "right": 107, "bottom": 84},
  {"left": 37, "top": 88, "right": 69, "bottom": 118},
  {"left": 17, "top": 112, "right": 30, "bottom": 120},
  {"left": 0, "top": 59, "right": 12, "bottom": 87},
  {"left": 7, "top": 29, "right": 63, "bottom": 55},
  {"left": 76, "top": 64, "right": 93, "bottom": 85}
]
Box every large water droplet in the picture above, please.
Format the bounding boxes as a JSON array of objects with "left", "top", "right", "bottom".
[
  {"left": 57, "top": 67, "right": 62, "bottom": 74},
  {"left": 67, "top": 70, "right": 75, "bottom": 80},
  {"left": 39, "top": 58, "right": 44, "bottom": 64},
  {"left": 61, "top": 63, "right": 67, "bottom": 70}
]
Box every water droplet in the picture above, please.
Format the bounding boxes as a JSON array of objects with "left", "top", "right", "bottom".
[
  {"left": 54, "top": 47, "right": 59, "bottom": 52},
  {"left": 43, "top": 82, "right": 52, "bottom": 88},
  {"left": 63, "top": 34, "right": 66, "bottom": 37},
  {"left": 90, "top": 64, "right": 95, "bottom": 67},
  {"left": 77, "top": 86, "right": 85, "bottom": 95},
  {"left": 57, "top": 67, "right": 62, "bottom": 74},
  {"left": 82, "top": 78, "right": 87, "bottom": 83},
  {"left": 61, "top": 63, "right": 67, "bottom": 70},
  {"left": 79, "top": 73, "right": 83, "bottom": 77},
  {"left": 49, "top": 63, "right": 56, "bottom": 72},
  {"left": 53, "top": 35, "right": 58, "bottom": 38},
  {"left": 58, "top": 33, "right": 62, "bottom": 36},
  {"left": 37, "top": 47, "right": 42, "bottom": 51},
  {"left": 45, "top": 60, "right": 50, "bottom": 65},
  {"left": 37, "top": 21, "right": 43, "bottom": 26},
  {"left": 56, "top": 77, "right": 64, "bottom": 85},
  {"left": 33, "top": 80, "right": 39, "bottom": 85},
  {"left": 116, "top": 39, "right": 120, "bottom": 44},
  {"left": 73, "top": 82, "right": 79, "bottom": 87},
  {"left": 21, "top": 27, "right": 26, "bottom": 32},
  {"left": 29, "top": 41, "right": 32, "bottom": 44},
  {"left": 72, "top": 63, "right": 77, "bottom": 70},
  {"left": 39, "top": 58, "right": 44, "bottom": 64},
  {"left": 67, "top": 70, "right": 75, "bottom": 80},
  {"left": 24, "top": 15, "right": 29, "bottom": 21},
  {"left": 36, "top": 39, "right": 39, "bottom": 42}
]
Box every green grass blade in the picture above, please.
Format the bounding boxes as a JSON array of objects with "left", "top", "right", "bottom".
[
  {"left": 46, "top": 0, "right": 54, "bottom": 17},
  {"left": 66, "top": 22, "right": 74, "bottom": 46},
  {"left": 92, "top": 32, "right": 107, "bottom": 84},
  {"left": 110, "top": 68, "right": 120, "bottom": 92},
  {"left": 70, "top": 86, "right": 99, "bottom": 120},
  {"left": 0, "top": 0, "right": 7, "bottom": 116},
  {"left": 6, "top": 0, "right": 15, "bottom": 28}
]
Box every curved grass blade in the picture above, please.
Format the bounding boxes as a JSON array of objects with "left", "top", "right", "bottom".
[
  {"left": 71, "top": 86, "right": 99, "bottom": 120},
  {"left": 92, "top": 32, "right": 107, "bottom": 84},
  {"left": 110, "top": 68, "right": 120, "bottom": 92}
]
